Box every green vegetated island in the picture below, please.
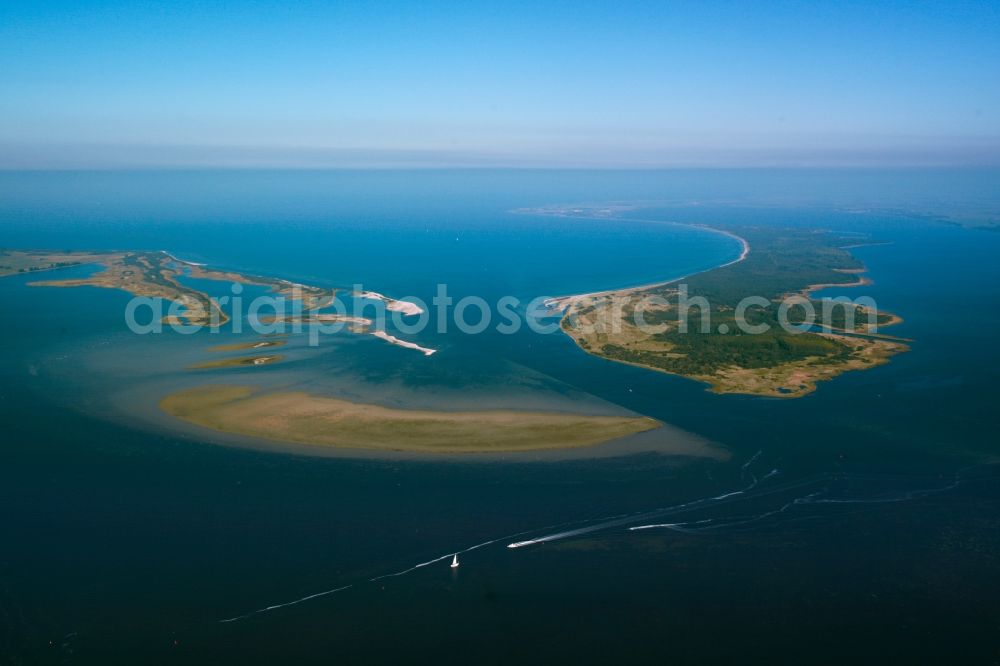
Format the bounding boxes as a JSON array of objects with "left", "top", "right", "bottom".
[
  {"left": 0, "top": 248, "right": 660, "bottom": 453},
  {"left": 529, "top": 206, "right": 910, "bottom": 398}
]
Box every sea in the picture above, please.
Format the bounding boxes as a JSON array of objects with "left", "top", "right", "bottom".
[{"left": 0, "top": 169, "right": 998, "bottom": 664}]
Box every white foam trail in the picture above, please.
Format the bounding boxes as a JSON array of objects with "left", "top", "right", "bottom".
[
  {"left": 507, "top": 475, "right": 805, "bottom": 549},
  {"left": 630, "top": 487, "right": 829, "bottom": 533},
  {"left": 709, "top": 489, "right": 746, "bottom": 501},
  {"left": 509, "top": 472, "right": 871, "bottom": 550},
  {"left": 368, "top": 554, "right": 454, "bottom": 581},
  {"left": 629, "top": 473, "right": 969, "bottom": 534},
  {"left": 741, "top": 450, "right": 762, "bottom": 478},
  {"left": 740, "top": 450, "right": 763, "bottom": 488},
  {"left": 368, "top": 535, "right": 510, "bottom": 582},
  {"left": 219, "top": 584, "right": 354, "bottom": 623},
  {"left": 508, "top": 523, "right": 618, "bottom": 549},
  {"left": 808, "top": 478, "right": 961, "bottom": 504},
  {"left": 369, "top": 535, "right": 506, "bottom": 582},
  {"left": 631, "top": 518, "right": 716, "bottom": 533}
]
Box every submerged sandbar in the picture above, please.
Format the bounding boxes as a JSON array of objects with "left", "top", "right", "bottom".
[
  {"left": 189, "top": 355, "right": 285, "bottom": 370},
  {"left": 160, "top": 385, "right": 661, "bottom": 453},
  {"left": 208, "top": 339, "right": 287, "bottom": 352}
]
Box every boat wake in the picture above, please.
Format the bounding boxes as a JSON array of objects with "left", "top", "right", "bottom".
[
  {"left": 219, "top": 585, "right": 354, "bottom": 623},
  {"left": 629, "top": 471, "right": 970, "bottom": 534},
  {"left": 217, "top": 453, "right": 985, "bottom": 624},
  {"left": 218, "top": 519, "right": 596, "bottom": 623}
]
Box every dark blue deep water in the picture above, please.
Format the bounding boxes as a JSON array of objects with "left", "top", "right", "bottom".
[{"left": 1, "top": 170, "right": 998, "bottom": 664}]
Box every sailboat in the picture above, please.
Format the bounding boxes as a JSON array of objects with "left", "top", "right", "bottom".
[{"left": 450, "top": 553, "right": 459, "bottom": 569}]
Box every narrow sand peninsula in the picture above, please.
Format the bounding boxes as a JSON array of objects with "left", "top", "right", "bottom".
[
  {"left": 371, "top": 330, "right": 437, "bottom": 356},
  {"left": 544, "top": 227, "right": 750, "bottom": 312},
  {"left": 161, "top": 385, "right": 661, "bottom": 453}
]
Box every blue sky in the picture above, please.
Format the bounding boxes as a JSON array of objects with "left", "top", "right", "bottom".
[{"left": 1, "top": 0, "right": 998, "bottom": 168}]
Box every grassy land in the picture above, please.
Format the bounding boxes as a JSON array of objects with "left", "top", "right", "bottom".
[
  {"left": 161, "top": 385, "right": 662, "bottom": 453},
  {"left": 552, "top": 217, "right": 909, "bottom": 397},
  {"left": 0, "top": 249, "right": 114, "bottom": 276}
]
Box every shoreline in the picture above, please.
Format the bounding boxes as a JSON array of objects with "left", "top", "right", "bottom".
[
  {"left": 543, "top": 221, "right": 750, "bottom": 310},
  {"left": 539, "top": 214, "right": 892, "bottom": 326},
  {"left": 795, "top": 274, "right": 873, "bottom": 299}
]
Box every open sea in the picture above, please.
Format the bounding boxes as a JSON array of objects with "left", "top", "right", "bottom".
[{"left": 1, "top": 170, "right": 998, "bottom": 664}]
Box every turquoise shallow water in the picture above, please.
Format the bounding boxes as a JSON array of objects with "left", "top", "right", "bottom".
[{"left": 1, "top": 170, "right": 999, "bottom": 664}]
